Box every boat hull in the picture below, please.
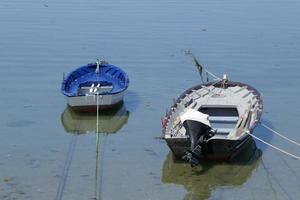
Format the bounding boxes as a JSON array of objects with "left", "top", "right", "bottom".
[
  {"left": 162, "top": 81, "right": 263, "bottom": 163},
  {"left": 61, "top": 62, "right": 129, "bottom": 112},
  {"left": 166, "top": 134, "right": 253, "bottom": 161},
  {"left": 66, "top": 91, "right": 125, "bottom": 112}
]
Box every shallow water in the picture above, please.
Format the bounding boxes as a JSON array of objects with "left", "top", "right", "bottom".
[{"left": 0, "top": 0, "right": 300, "bottom": 199}]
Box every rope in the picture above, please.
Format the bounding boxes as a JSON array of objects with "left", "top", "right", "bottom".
[
  {"left": 205, "top": 69, "right": 221, "bottom": 81},
  {"left": 94, "top": 93, "right": 101, "bottom": 200},
  {"left": 55, "top": 134, "right": 78, "bottom": 200},
  {"left": 245, "top": 131, "right": 300, "bottom": 160},
  {"left": 260, "top": 122, "right": 300, "bottom": 147},
  {"left": 184, "top": 50, "right": 222, "bottom": 82},
  {"left": 94, "top": 132, "right": 101, "bottom": 200},
  {"left": 94, "top": 92, "right": 105, "bottom": 200},
  {"left": 98, "top": 134, "right": 107, "bottom": 200}
]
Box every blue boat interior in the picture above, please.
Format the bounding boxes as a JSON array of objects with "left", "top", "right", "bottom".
[{"left": 62, "top": 63, "right": 129, "bottom": 97}]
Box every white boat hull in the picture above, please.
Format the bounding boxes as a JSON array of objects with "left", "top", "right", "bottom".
[{"left": 66, "top": 91, "right": 125, "bottom": 111}]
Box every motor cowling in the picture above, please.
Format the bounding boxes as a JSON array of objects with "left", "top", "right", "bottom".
[{"left": 180, "top": 109, "right": 214, "bottom": 167}]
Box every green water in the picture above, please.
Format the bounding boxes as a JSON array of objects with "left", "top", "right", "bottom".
[{"left": 0, "top": 0, "right": 300, "bottom": 199}]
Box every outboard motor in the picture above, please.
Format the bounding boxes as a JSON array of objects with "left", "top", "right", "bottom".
[{"left": 180, "top": 109, "right": 214, "bottom": 167}]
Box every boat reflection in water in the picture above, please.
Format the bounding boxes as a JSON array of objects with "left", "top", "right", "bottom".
[
  {"left": 59, "top": 103, "right": 129, "bottom": 200},
  {"left": 61, "top": 103, "right": 130, "bottom": 134},
  {"left": 162, "top": 139, "right": 261, "bottom": 200}
]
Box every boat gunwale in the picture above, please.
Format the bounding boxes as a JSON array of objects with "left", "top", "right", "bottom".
[{"left": 61, "top": 63, "right": 129, "bottom": 97}]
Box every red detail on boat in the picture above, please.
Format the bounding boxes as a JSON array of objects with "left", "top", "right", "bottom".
[{"left": 161, "top": 117, "right": 168, "bottom": 128}]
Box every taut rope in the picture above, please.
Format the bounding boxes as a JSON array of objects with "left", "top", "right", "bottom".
[
  {"left": 55, "top": 134, "right": 78, "bottom": 200},
  {"left": 259, "top": 122, "right": 300, "bottom": 147},
  {"left": 245, "top": 131, "right": 300, "bottom": 160}
]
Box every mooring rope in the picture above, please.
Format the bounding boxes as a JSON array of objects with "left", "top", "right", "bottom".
[
  {"left": 183, "top": 49, "right": 222, "bottom": 82},
  {"left": 94, "top": 92, "right": 101, "bottom": 200},
  {"left": 94, "top": 92, "right": 106, "bottom": 200},
  {"left": 245, "top": 131, "right": 300, "bottom": 160},
  {"left": 94, "top": 132, "right": 101, "bottom": 200},
  {"left": 55, "top": 134, "right": 78, "bottom": 200},
  {"left": 98, "top": 134, "right": 107, "bottom": 200},
  {"left": 259, "top": 122, "right": 300, "bottom": 147},
  {"left": 205, "top": 69, "right": 221, "bottom": 81}
]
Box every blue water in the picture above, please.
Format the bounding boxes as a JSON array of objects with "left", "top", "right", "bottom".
[{"left": 0, "top": 0, "right": 300, "bottom": 199}]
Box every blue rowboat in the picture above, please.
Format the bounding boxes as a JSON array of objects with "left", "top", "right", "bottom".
[{"left": 61, "top": 60, "right": 129, "bottom": 112}]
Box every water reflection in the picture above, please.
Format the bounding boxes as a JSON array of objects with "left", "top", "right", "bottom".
[
  {"left": 162, "top": 139, "right": 262, "bottom": 200},
  {"left": 61, "top": 103, "right": 130, "bottom": 134},
  {"left": 57, "top": 103, "right": 130, "bottom": 200}
]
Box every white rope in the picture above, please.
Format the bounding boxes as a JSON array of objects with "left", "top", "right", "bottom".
[
  {"left": 94, "top": 93, "right": 100, "bottom": 199},
  {"left": 260, "top": 122, "right": 300, "bottom": 147},
  {"left": 245, "top": 131, "right": 300, "bottom": 160},
  {"left": 205, "top": 69, "right": 221, "bottom": 81},
  {"left": 55, "top": 134, "right": 78, "bottom": 200}
]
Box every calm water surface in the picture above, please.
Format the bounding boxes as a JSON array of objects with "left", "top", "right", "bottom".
[{"left": 0, "top": 0, "right": 300, "bottom": 199}]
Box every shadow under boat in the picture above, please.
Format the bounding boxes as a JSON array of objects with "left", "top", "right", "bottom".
[
  {"left": 161, "top": 138, "right": 262, "bottom": 200},
  {"left": 61, "top": 103, "right": 130, "bottom": 134}
]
